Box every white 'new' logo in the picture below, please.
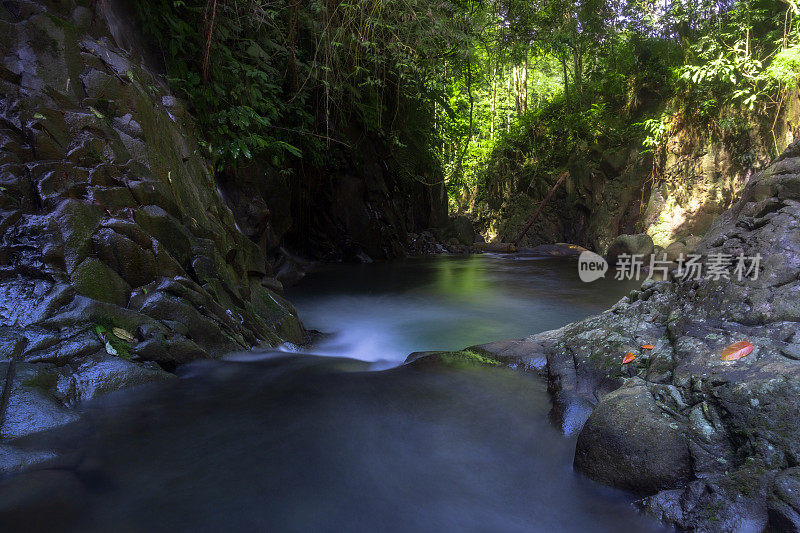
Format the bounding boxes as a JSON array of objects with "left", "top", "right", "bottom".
[{"left": 578, "top": 251, "right": 608, "bottom": 282}]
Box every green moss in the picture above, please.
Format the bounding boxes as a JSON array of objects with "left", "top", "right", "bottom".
[
  {"left": 705, "top": 501, "right": 723, "bottom": 522},
  {"left": 22, "top": 371, "right": 58, "bottom": 391},
  {"left": 72, "top": 257, "right": 131, "bottom": 306},
  {"left": 414, "top": 349, "right": 502, "bottom": 367}
]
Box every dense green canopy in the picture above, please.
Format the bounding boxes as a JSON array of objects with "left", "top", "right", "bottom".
[{"left": 137, "top": 0, "right": 800, "bottom": 208}]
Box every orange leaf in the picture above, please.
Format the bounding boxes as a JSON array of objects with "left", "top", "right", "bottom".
[
  {"left": 641, "top": 345, "right": 654, "bottom": 350},
  {"left": 721, "top": 341, "right": 754, "bottom": 361},
  {"left": 622, "top": 352, "right": 636, "bottom": 364}
]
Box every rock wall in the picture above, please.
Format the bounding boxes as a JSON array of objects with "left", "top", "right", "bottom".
[
  {"left": 477, "top": 144, "right": 653, "bottom": 252},
  {"left": 0, "top": 0, "right": 304, "bottom": 439},
  {"left": 479, "top": 93, "right": 800, "bottom": 254},
  {"left": 644, "top": 94, "right": 800, "bottom": 247},
  {"left": 218, "top": 143, "right": 449, "bottom": 264}
]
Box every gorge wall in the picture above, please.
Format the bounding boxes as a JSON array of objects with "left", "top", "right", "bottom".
[
  {"left": 218, "top": 141, "right": 448, "bottom": 265},
  {"left": 0, "top": 0, "right": 309, "bottom": 440},
  {"left": 478, "top": 93, "right": 800, "bottom": 253}
]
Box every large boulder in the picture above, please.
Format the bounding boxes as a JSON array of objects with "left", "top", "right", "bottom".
[
  {"left": 449, "top": 215, "right": 476, "bottom": 246},
  {"left": 574, "top": 380, "right": 692, "bottom": 494},
  {"left": 605, "top": 233, "right": 654, "bottom": 264}
]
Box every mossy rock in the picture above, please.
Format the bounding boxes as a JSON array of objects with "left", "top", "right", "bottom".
[
  {"left": 71, "top": 257, "right": 130, "bottom": 307},
  {"left": 404, "top": 348, "right": 502, "bottom": 368}
]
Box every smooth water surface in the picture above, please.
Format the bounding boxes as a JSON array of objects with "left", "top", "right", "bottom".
[
  {"left": 7, "top": 356, "right": 665, "bottom": 532},
  {"left": 1, "top": 255, "right": 664, "bottom": 532},
  {"left": 288, "top": 254, "right": 641, "bottom": 364}
]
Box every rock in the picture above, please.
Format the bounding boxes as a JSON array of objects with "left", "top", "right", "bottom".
[
  {"left": 684, "top": 235, "right": 702, "bottom": 252},
  {"left": 72, "top": 356, "right": 174, "bottom": 402},
  {"left": 404, "top": 348, "right": 502, "bottom": 368},
  {"left": 605, "top": 233, "right": 654, "bottom": 264},
  {"left": 663, "top": 240, "right": 688, "bottom": 262},
  {"left": 92, "top": 227, "right": 157, "bottom": 288},
  {"left": 0, "top": 445, "right": 58, "bottom": 477},
  {"left": 0, "top": 0, "right": 308, "bottom": 444},
  {"left": 449, "top": 215, "right": 475, "bottom": 246},
  {"left": 769, "top": 468, "right": 800, "bottom": 531},
  {"left": 70, "top": 257, "right": 131, "bottom": 307},
  {"left": 509, "top": 138, "right": 800, "bottom": 529},
  {"left": 474, "top": 242, "right": 517, "bottom": 253},
  {"left": 134, "top": 206, "right": 193, "bottom": 267},
  {"left": 522, "top": 243, "right": 588, "bottom": 257},
  {"left": 274, "top": 248, "right": 309, "bottom": 287},
  {"left": 0, "top": 364, "right": 80, "bottom": 440},
  {"left": 574, "top": 380, "right": 692, "bottom": 493}
]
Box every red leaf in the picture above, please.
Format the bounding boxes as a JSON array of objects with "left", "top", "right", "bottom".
[
  {"left": 622, "top": 352, "right": 636, "bottom": 364},
  {"left": 641, "top": 345, "right": 654, "bottom": 350},
  {"left": 721, "top": 341, "right": 754, "bottom": 361}
]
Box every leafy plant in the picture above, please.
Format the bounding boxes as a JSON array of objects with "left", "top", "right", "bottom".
[{"left": 95, "top": 324, "right": 133, "bottom": 360}]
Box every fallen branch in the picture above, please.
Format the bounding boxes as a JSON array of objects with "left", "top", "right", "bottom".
[{"left": 512, "top": 171, "right": 568, "bottom": 247}]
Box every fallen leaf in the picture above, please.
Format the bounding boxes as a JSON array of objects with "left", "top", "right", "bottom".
[
  {"left": 104, "top": 341, "right": 118, "bottom": 356},
  {"left": 112, "top": 327, "right": 136, "bottom": 342},
  {"left": 641, "top": 344, "right": 654, "bottom": 350},
  {"left": 721, "top": 341, "right": 754, "bottom": 361},
  {"left": 622, "top": 352, "right": 636, "bottom": 364}
]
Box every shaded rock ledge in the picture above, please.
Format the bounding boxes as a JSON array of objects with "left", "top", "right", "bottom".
[
  {"left": 0, "top": 0, "right": 305, "bottom": 446},
  {"left": 410, "top": 138, "right": 800, "bottom": 531}
]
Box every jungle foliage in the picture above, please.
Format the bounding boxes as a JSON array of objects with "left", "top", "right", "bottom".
[{"left": 136, "top": 1, "right": 800, "bottom": 209}]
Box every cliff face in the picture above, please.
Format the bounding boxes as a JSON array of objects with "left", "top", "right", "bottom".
[
  {"left": 0, "top": 0, "right": 304, "bottom": 439},
  {"left": 479, "top": 94, "right": 800, "bottom": 253},
  {"left": 218, "top": 143, "right": 449, "bottom": 264},
  {"left": 643, "top": 94, "right": 800, "bottom": 247}
]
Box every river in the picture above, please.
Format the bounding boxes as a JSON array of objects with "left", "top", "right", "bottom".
[{"left": 3, "top": 254, "right": 667, "bottom": 532}]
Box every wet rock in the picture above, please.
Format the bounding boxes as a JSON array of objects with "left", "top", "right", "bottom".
[
  {"left": 523, "top": 243, "right": 587, "bottom": 257},
  {"left": 70, "top": 257, "right": 130, "bottom": 307},
  {"left": 0, "top": 364, "right": 79, "bottom": 440},
  {"left": 769, "top": 468, "right": 800, "bottom": 531},
  {"left": 72, "top": 355, "right": 174, "bottom": 402},
  {"left": 518, "top": 138, "right": 800, "bottom": 529},
  {"left": 0, "top": 0, "right": 306, "bottom": 447},
  {"left": 92, "top": 227, "right": 157, "bottom": 288},
  {"left": 134, "top": 205, "right": 193, "bottom": 267},
  {"left": 605, "top": 233, "right": 654, "bottom": 264},
  {"left": 274, "top": 248, "right": 308, "bottom": 287},
  {"left": 52, "top": 199, "right": 103, "bottom": 273},
  {"left": 0, "top": 444, "right": 58, "bottom": 478},
  {"left": 574, "top": 380, "right": 692, "bottom": 493},
  {"left": 404, "top": 348, "right": 502, "bottom": 368}
]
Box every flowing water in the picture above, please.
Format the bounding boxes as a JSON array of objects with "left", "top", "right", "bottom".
[
  {"left": 288, "top": 254, "right": 640, "bottom": 365},
  {"left": 2, "top": 254, "right": 668, "bottom": 532}
]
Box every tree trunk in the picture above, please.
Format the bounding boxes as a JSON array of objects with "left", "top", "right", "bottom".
[
  {"left": 490, "top": 61, "right": 496, "bottom": 139},
  {"left": 572, "top": 47, "right": 582, "bottom": 105}
]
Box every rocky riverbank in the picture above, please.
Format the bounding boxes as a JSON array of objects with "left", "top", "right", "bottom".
[
  {"left": 411, "top": 138, "right": 800, "bottom": 531},
  {"left": 0, "top": 0, "right": 306, "bottom": 442}
]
